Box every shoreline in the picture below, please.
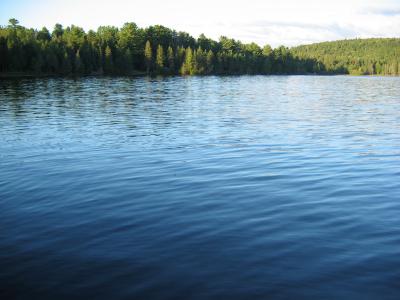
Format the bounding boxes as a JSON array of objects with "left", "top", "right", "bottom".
[
  {"left": 0, "top": 71, "right": 148, "bottom": 79},
  {"left": 1, "top": 72, "right": 399, "bottom": 80}
]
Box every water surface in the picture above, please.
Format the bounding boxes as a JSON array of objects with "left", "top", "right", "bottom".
[{"left": 1, "top": 76, "right": 400, "bottom": 299}]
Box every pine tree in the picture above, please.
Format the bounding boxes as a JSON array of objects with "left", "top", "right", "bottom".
[
  {"left": 195, "top": 47, "right": 206, "bottom": 74},
  {"left": 32, "top": 53, "right": 43, "bottom": 73},
  {"left": 74, "top": 50, "right": 84, "bottom": 73},
  {"left": 104, "top": 45, "right": 113, "bottom": 74},
  {"left": 192, "top": 49, "right": 198, "bottom": 75},
  {"left": 206, "top": 50, "right": 215, "bottom": 74},
  {"left": 97, "top": 47, "right": 103, "bottom": 73},
  {"left": 155, "top": 44, "right": 164, "bottom": 74},
  {"left": 176, "top": 46, "right": 186, "bottom": 70},
  {"left": 181, "top": 47, "right": 193, "bottom": 75},
  {"left": 0, "top": 37, "right": 8, "bottom": 72},
  {"left": 60, "top": 51, "right": 72, "bottom": 74},
  {"left": 144, "top": 40, "right": 152, "bottom": 73},
  {"left": 167, "top": 46, "right": 175, "bottom": 74},
  {"left": 125, "top": 49, "right": 133, "bottom": 72},
  {"left": 8, "top": 18, "right": 19, "bottom": 28},
  {"left": 1, "top": 19, "right": 399, "bottom": 77},
  {"left": 45, "top": 47, "right": 58, "bottom": 73}
]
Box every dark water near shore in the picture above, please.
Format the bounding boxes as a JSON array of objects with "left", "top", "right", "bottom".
[{"left": 1, "top": 76, "right": 400, "bottom": 299}]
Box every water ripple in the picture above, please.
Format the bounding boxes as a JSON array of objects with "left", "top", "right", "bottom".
[{"left": 1, "top": 76, "right": 400, "bottom": 299}]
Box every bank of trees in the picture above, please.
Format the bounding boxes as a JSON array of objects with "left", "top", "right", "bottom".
[
  {"left": 1, "top": 18, "right": 399, "bottom": 76},
  {"left": 291, "top": 38, "right": 400, "bottom": 75}
]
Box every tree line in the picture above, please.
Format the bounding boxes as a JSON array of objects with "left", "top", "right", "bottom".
[
  {"left": 291, "top": 38, "right": 400, "bottom": 75},
  {"left": 1, "top": 18, "right": 399, "bottom": 76}
]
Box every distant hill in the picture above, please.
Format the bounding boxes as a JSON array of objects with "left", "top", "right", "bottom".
[{"left": 291, "top": 38, "right": 400, "bottom": 75}]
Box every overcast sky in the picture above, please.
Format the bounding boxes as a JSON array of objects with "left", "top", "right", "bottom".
[{"left": 1, "top": 0, "right": 399, "bottom": 47}]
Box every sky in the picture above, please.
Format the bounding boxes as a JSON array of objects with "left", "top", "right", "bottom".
[{"left": 1, "top": 0, "right": 399, "bottom": 47}]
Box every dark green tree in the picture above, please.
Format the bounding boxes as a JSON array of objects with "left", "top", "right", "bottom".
[
  {"left": 0, "top": 19, "right": 398, "bottom": 77},
  {"left": 155, "top": 44, "right": 165, "bottom": 73},
  {"left": 37, "top": 27, "right": 51, "bottom": 42},
  {"left": 144, "top": 40, "right": 152, "bottom": 73},
  {"left": 206, "top": 50, "right": 215, "bottom": 74},
  {"left": 74, "top": 50, "right": 84, "bottom": 73},
  {"left": 60, "top": 50, "right": 72, "bottom": 74},
  {"left": 104, "top": 45, "right": 113, "bottom": 74},
  {"left": 52, "top": 24, "right": 64, "bottom": 39},
  {"left": 167, "top": 46, "right": 175, "bottom": 74},
  {"left": 8, "top": 18, "right": 19, "bottom": 28},
  {"left": 181, "top": 47, "right": 193, "bottom": 75}
]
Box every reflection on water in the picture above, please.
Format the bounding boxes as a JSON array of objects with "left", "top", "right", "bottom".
[{"left": 1, "top": 76, "right": 400, "bottom": 299}]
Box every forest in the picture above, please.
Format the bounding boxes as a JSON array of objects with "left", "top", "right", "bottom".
[
  {"left": 0, "top": 18, "right": 399, "bottom": 76},
  {"left": 291, "top": 39, "right": 400, "bottom": 75}
]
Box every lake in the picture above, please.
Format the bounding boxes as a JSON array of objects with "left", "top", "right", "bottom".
[{"left": 1, "top": 75, "right": 400, "bottom": 299}]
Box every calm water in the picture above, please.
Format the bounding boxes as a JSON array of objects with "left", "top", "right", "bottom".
[{"left": 1, "top": 76, "right": 400, "bottom": 299}]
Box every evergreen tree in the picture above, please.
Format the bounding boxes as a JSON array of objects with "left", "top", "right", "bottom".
[
  {"left": 167, "top": 46, "right": 175, "bottom": 74},
  {"left": 181, "top": 47, "right": 193, "bottom": 75},
  {"left": 0, "top": 18, "right": 398, "bottom": 76},
  {"left": 206, "top": 50, "right": 215, "bottom": 74},
  {"left": 104, "top": 45, "right": 113, "bottom": 74},
  {"left": 8, "top": 18, "right": 19, "bottom": 28},
  {"left": 176, "top": 46, "right": 186, "bottom": 70},
  {"left": 74, "top": 50, "right": 84, "bottom": 73},
  {"left": 144, "top": 40, "right": 152, "bottom": 73},
  {"left": 155, "top": 44, "right": 165, "bottom": 74},
  {"left": 118, "top": 22, "right": 144, "bottom": 68},
  {"left": 45, "top": 46, "right": 58, "bottom": 72},
  {"left": 124, "top": 49, "right": 133, "bottom": 72},
  {"left": 195, "top": 47, "right": 206, "bottom": 74},
  {"left": 0, "top": 37, "right": 8, "bottom": 71},
  {"left": 96, "top": 47, "right": 103, "bottom": 73},
  {"left": 52, "top": 24, "right": 64, "bottom": 39},
  {"left": 32, "top": 52, "right": 43, "bottom": 73},
  {"left": 37, "top": 27, "right": 51, "bottom": 42},
  {"left": 60, "top": 50, "right": 72, "bottom": 74}
]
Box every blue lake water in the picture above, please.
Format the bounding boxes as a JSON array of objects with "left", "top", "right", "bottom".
[{"left": 0, "top": 75, "right": 400, "bottom": 299}]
